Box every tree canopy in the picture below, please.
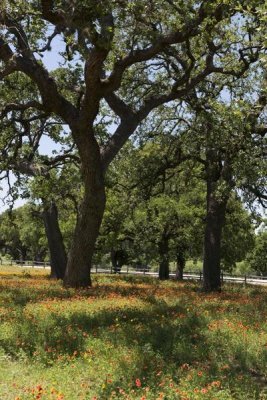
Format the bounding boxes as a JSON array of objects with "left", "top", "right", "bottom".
[{"left": 0, "top": 0, "right": 266, "bottom": 288}]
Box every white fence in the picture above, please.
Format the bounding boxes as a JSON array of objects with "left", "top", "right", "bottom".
[{"left": 1, "top": 259, "right": 267, "bottom": 286}]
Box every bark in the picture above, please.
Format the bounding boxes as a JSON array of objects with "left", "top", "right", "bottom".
[
  {"left": 43, "top": 200, "right": 67, "bottom": 279},
  {"left": 19, "top": 246, "right": 28, "bottom": 262},
  {"left": 176, "top": 252, "right": 186, "bottom": 280},
  {"left": 159, "top": 234, "right": 170, "bottom": 280},
  {"left": 63, "top": 135, "right": 106, "bottom": 288},
  {"left": 111, "top": 249, "right": 126, "bottom": 273},
  {"left": 202, "top": 178, "right": 227, "bottom": 292}
]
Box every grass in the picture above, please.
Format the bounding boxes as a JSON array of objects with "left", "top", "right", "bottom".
[{"left": 0, "top": 269, "right": 267, "bottom": 399}]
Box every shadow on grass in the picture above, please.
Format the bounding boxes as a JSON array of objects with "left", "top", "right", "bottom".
[
  {"left": 1, "top": 294, "right": 207, "bottom": 361},
  {"left": 0, "top": 285, "right": 75, "bottom": 307},
  {"left": 3, "top": 297, "right": 263, "bottom": 398},
  {"left": 1, "top": 274, "right": 267, "bottom": 398}
]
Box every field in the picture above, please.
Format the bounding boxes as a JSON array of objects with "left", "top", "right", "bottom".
[{"left": 0, "top": 268, "right": 267, "bottom": 400}]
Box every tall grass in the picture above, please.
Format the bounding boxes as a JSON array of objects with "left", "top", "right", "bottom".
[{"left": 0, "top": 269, "right": 266, "bottom": 399}]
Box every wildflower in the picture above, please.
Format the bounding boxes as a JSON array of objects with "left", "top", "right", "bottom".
[
  {"left": 211, "top": 380, "right": 221, "bottom": 387},
  {"left": 135, "top": 378, "right": 142, "bottom": 387}
]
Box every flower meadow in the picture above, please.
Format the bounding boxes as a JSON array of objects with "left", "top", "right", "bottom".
[{"left": 0, "top": 268, "right": 267, "bottom": 399}]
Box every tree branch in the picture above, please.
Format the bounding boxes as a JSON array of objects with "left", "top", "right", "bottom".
[
  {"left": 0, "top": 101, "right": 44, "bottom": 119},
  {"left": 102, "top": 1, "right": 230, "bottom": 93}
]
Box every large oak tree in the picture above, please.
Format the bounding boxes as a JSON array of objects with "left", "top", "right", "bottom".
[{"left": 0, "top": 0, "right": 265, "bottom": 287}]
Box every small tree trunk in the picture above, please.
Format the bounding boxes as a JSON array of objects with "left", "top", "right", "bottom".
[
  {"left": 20, "top": 247, "right": 28, "bottom": 263},
  {"left": 43, "top": 200, "right": 67, "bottom": 279},
  {"left": 202, "top": 179, "right": 227, "bottom": 292},
  {"left": 159, "top": 234, "right": 169, "bottom": 280},
  {"left": 111, "top": 249, "right": 117, "bottom": 273},
  {"left": 63, "top": 135, "right": 106, "bottom": 288},
  {"left": 176, "top": 253, "right": 185, "bottom": 280},
  {"left": 111, "top": 249, "right": 121, "bottom": 273}
]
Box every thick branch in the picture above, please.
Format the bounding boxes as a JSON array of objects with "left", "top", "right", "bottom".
[
  {"left": 101, "top": 50, "right": 220, "bottom": 169},
  {"left": 40, "top": 0, "right": 66, "bottom": 26},
  {"left": 79, "top": 13, "right": 114, "bottom": 128},
  {"left": 0, "top": 101, "right": 44, "bottom": 119},
  {"left": 101, "top": 117, "right": 139, "bottom": 171},
  {"left": 0, "top": 15, "right": 32, "bottom": 57},
  {"left": 10, "top": 161, "right": 43, "bottom": 177},
  {"left": 103, "top": 1, "right": 229, "bottom": 93},
  {"left": 0, "top": 41, "right": 78, "bottom": 127},
  {"left": 104, "top": 93, "right": 135, "bottom": 119}
]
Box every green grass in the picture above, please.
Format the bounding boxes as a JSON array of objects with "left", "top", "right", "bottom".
[{"left": 0, "top": 269, "right": 267, "bottom": 399}]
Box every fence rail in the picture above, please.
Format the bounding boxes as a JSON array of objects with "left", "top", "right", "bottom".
[
  {"left": 0, "top": 259, "right": 49, "bottom": 268},
  {"left": 1, "top": 259, "right": 267, "bottom": 286}
]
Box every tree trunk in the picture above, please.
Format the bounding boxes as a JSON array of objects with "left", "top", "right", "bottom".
[
  {"left": 63, "top": 135, "right": 106, "bottom": 288},
  {"left": 43, "top": 200, "right": 67, "bottom": 279},
  {"left": 159, "top": 234, "right": 169, "bottom": 280},
  {"left": 19, "top": 246, "right": 28, "bottom": 263},
  {"left": 111, "top": 249, "right": 121, "bottom": 273},
  {"left": 202, "top": 179, "right": 227, "bottom": 292},
  {"left": 176, "top": 252, "right": 185, "bottom": 280},
  {"left": 111, "top": 249, "right": 124, "bottom": 273},
  {"left": 111, "top": 249, "right": 117, "bottom": 273}
]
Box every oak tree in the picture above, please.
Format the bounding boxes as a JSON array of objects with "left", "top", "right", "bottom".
[{"left": 0, "top": 0, "right": 265, "bottom": 286}]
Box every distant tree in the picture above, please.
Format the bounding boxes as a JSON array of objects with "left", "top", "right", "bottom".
[
  {"left": 171, "top": 78, "right": 267, "bottom": 291},
  {"left": 0, "top": 205, "right": 47, "bottom": 262},
  {"left": 221, "top": 196, "right": 256, "bottom": 272},
  {"left": 0, "top": 69, "right": 78, "bottom": 278},
  {"left": 247, "top": 230, "right": 267, "bottom": 275},
  {"left": 98, "top": 142, "right": 205, "bottom": 279},
  {"left": 29, "top": 165, "right": 81, "bottom": 279}
]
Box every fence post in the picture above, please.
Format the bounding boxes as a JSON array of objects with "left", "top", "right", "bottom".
[
  {"left": 127, "top": 264, "right": 129, "bottom": 275},
  {"left": 96, "top": 265, "right": 98, "bottom": 274},
  {"left": 199, "top": 271, "right": 202, "bottom": 281},
  {"left": 244, "top": 274, "right": 247, "bottom": 286},
  {"left": 221, "top": 271, "right": 223, "bottom": 283}
]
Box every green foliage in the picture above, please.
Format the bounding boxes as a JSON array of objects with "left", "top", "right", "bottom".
[
  {"left": 221, "top": 196, "right": 256, "bottom": 271},
  {"left": 0, "top": 205, "right": 47, "bottom": 261},
  {"left": 98, "top": 142, "right": 206, "bottom": 268},
  {"left": 247, "top": 230, "right": 267, "bottom": 275}
]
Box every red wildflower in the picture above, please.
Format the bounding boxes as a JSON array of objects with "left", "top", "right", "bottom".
[{"left": 135, "top": 378, "right": 142, "bottom": 387}]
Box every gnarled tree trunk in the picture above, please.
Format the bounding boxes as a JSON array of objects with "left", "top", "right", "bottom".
[
  {"left": 63, "top": 135, "right": 106, "bottom": 288},
  {"left": 43, "top": 200, "right": 67, "bottom": 279}
]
